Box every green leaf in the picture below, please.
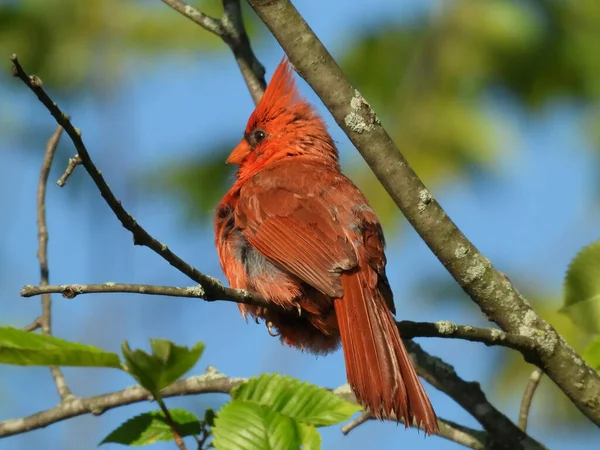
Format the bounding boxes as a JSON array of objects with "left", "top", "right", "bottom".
[
  {"left": 298, "top": 424, "right": 322, "bottom": 450},
  {"left": 99, "top": 409, "right": 202, "bottom": 446},
  {"left": 122, "top": 339, "right": 204, "bottom": 396},
  {"left": 231, "top": 374, "right": 360, "bottom": 427},
  {"left": 583, "top": 336, "right": 600, "bottom": 370},
  {"left": 561, "top": 239, "right": 600, "bottom": 333},
  {"left": 0, "top": 327, "right": 121, "bottom": 368},
  {"left": 212, "top": 401, "right": 302, "bottom": 450},
  {"left": 204, "top": 408, "right": 216, "bottom": 427}
]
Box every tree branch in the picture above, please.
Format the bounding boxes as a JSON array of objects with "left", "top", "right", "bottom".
[
  {"left": 341, "top": 412, "right": 489, "bottom": 450},
  {"left": 161, "top": 0, "right": 266, "bottom": 104},
  {"left": 20, "top": 283, "right": 536, "bottom": 352},
  {"left": 0, "top": 367, "right": 241, "bottom": 438},
  {"left": 22, "top": 317, "right": 42, "bottom": 332},
  {"left": 56, "top": 154, "right": 81, "bottom": 187},
  {"left": 35, "top": 124, "right": 72, "bottom": 401},
  {"left": 397, "top": 320, "right": 536, "bottom": 354},
  {"left": 245, "top": 0, "right": 600, "bottom": 426},
  {"left": 10, "top": 54, "right": 266, "bottom": 310},
  {"left": 518, "top": 368, "right": 543, "bottom": 431},
  {"left": 404, "top": 340, "right": 546, "bottom": 450},
  {"left": 20, "top": 282, "right": 264, "bottom": 308}
]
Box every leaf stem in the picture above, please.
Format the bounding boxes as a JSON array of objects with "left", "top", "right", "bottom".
[{"left": 156, "top": 397, "right": 187, "bottom": 450}]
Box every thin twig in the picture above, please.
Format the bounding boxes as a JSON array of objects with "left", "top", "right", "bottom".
[
  {"left": 220, "top": 0, "right": 266, "bottom": 104},
  {"left": 19, "top": 284, "right": 535, "bottom": 351},
  {"left": 404, "top": 340, "right": 545, "bottom": 449},
  {"left": 0, "top": 367, "right": 240, "bottom": 438},
  {"left": 20, "top": 282, "right": 537, "bottom": 352},
  {"left": 160, "top": 0, "right": 222, "bottom": 34},
  {"left": 10, "top": 54, "right": 262, "bottom": 305},
  {"left": 340, "top": 411, "right": 371, "bottom": 434},
  {"left": 341, "top": 412, "right": 488, "bottom": 450},
  {"left": 156, "top": 397, "right": 186, "bottom": 450},
  {"left": 397, "top": 320, "right": 536, "bottom": 353},
  {"left": 518, "top": 368, "right": 543, "bottom": 431},
  {"left": 161, "top": 0, "right": 266, "bottom": 104},
  {"left": 196, "top": 422, "right": 211, "bottom": 449},
  {"left": 36, "top": 124, "right": 72, "bottom": 400},
  {"left": 23, "top": 317, "right": 42, "bottom": 332},
  {"left": 20, "top": 282, "right": 264, "bottom": 308},
  {"left": 56, "top": 154, "right": 82, "bottom": 187}
]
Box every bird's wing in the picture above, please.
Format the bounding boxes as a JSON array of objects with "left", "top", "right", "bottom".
[{"left": 235, "top": 171, "right": 358, "bottom": 298}]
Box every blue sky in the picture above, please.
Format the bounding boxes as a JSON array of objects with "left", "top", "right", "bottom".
[{"left": 1, "top": 0, "right": 599, "bottom": 449}]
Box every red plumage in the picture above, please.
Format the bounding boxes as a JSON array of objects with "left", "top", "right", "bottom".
[{"left": 214, "top": 58, "right": 438, "bottom": 433}]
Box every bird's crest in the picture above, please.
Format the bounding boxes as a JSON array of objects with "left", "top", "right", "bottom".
[{"left": 246, "top": 57, "right": 303, "bottom": 133}]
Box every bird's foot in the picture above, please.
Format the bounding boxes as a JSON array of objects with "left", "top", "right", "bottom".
[{"left": 266, "top": 321, "right": 280, "bottom": 337}]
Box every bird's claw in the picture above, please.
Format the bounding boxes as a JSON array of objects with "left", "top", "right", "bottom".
[{"left": 266, "top": 321, "right": 279, "bottom": 337}]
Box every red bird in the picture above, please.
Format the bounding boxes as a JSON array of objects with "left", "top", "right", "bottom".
[{"left": 214, "top": 58, "right": 438, "bottom": 433}]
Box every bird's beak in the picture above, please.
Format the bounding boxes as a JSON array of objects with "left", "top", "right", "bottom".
[{"left": 226, "top": 139, "right": 250, "bottom": 165}]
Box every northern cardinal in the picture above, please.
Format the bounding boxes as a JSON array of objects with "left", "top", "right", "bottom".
[{"left": 214, "top": 57, "right": 438, "bottom": 433}]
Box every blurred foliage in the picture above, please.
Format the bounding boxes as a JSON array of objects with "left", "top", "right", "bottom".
[
  {"left": 144, "top": 145, "right": 234, "bottom": 225},
  {"left": 6, "top": 0, "right": 598, "bottom": 227},
  {"left": 343, "top": 0, "right": 600, "bottom": 226},
  {"left": 0, "top": 0, "right": 261, "bottom": 93}
]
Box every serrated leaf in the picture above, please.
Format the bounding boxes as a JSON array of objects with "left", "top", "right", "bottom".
[
  {"left": 231, "top": 374, "right": 360, "bottom": 427},
  {"left": 583, "top": 336, "right": 600, "bottom": 370},
  {"left": 213, "top": 401, "right": 302, "bottom": 450},
  {"left": 561, "top": 239, "right": 600, "bottom": 333},
  {"left": 99, "top": 409, "right": 201, "bottom": 446},
  {"left": 0, "top": 327, "right": 121, "bottom": 368},
  {"left": 122, "top": 339, "right": 204, "bottom": 395}
]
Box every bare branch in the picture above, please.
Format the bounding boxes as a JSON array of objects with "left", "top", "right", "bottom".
[
  {"left": 160, "top": 0, "right": 221, "bottom": 34},
  {"left": 397, "top": 320, "right": 536, "bottom": 354},
  {"left": 35, "top": 123, "right": 72, "bottom": 401},
  {"left": 56, "top": 154, "right": 82, "bottom": 187},
  {"left": 10, "top": 54, "right": 265, "bottom": 309},
  {"left": 245, "top": 0, "right": 600, "bottom": 426},
  {"left": 0, "top": 367, "right": 241, "bottom": 438},
  {"left": 341, "top": 412, "right": 489, "bottom": 450},
  {"left": 20, "top": 282, "right": 264, "bottom": 308},
  {"left": 340, "top": 411, "right": 371, "bottom": 434},
  {"left": 22, "top": 317, "right": 42, "bottom": 332},
  {"left": 405, "top": 340, "right": 546, "bottom": 449},
  {"left": 518, "top": 368, "right": 543, "bottom": 431},
  {"left": 161, "top": 0, "right": 266, "bottom": 104},
  {"left": 20, "top": 282, "right": 536, "bottom": 352}
]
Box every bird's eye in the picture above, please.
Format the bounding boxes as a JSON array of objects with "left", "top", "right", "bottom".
[{"left": 250, "top": 128, "right": 266, "bottom": 146}]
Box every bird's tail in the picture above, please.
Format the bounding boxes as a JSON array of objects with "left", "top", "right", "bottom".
[{"left": 334, "top": 271, "right": 438, "bottom": 434}]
